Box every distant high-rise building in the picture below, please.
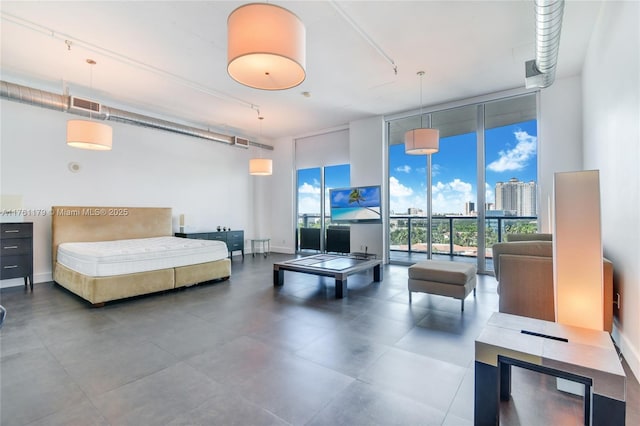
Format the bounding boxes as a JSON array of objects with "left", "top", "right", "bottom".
[
  {"left": 465, "top": 202, "right": 475, "bottom": 215},
  {"left": 495, "top": 178, "right": 537, "bottom": 216},
  {"left": 407, "top": 207, "right": 424, "bottom": 216}
]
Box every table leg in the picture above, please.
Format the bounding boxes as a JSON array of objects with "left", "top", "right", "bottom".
[
  {"left": 499, "top": 361, "right": 511, "bottom": 401},
  {"left": 273, "top": 269, "right": 284, "bottom": 287},
  {"left": 474, "top": 361, "right": 498, "bottom": 426},
  {"left": 252, "top": 240, "right": 255, "bottom": 257},
  {"left": 592, "top": 394, "right": 625, "bottom": 426},
  {"left": 373, "top": 264, "right": 382, "bottom": 281},
  {"left": 335, "top": 277, "right": 347, "bottom": 298}
]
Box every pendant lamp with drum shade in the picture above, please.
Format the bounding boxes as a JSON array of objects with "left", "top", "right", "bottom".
[
  {"left": 249, "top": 158, "right": 273, "bottom": 176},
  {"left": 66, "top": 59, "right": 113, "bottom": 151},
  {"left": 249, "top": 116, "right": 272, "bottom": 176},
  {"left": 404, "top": 71, "right": 438, "bottom": 260},
  {"left": 227, "top": 3, "right": 306, "bottom": 90},
  {"left": 405, "top": 71, "right": 438, "bottom": 155}
]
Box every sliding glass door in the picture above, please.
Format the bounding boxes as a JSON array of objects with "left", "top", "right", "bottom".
[{"left": 387, "top": 93, "right": 538, "bottom": 274}]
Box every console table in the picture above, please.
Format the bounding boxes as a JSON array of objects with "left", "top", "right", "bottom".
[
  {"left": 1, "top": 222, "right": 33, "bottom": 290},
  {"left": 474, "top": 312, "right": 626, "bottom": 426},
  {"left": 175, "top": 230, "right": 244, "bottom": 258}
]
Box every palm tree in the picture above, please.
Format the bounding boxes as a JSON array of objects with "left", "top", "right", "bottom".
[
  {"left": 348, "top": 188, "right": 365, "bottom": 205},
  {"left": 348, "top": 188, "right": 379, "bottom": 215}
]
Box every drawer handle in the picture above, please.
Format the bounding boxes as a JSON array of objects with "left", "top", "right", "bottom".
[
  {"left": 3, "top": 246, "right": 19, "bottom": 249},
  {"left": 3, "top": 265, "right": 19, "bottom": 269},
  {"left": 4, "top": 230, "right": 20, "bottom": 233}
]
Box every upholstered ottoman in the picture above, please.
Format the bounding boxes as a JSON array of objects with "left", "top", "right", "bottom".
[{"left": 408, "top": 260, "right": 477, "bottom": 311}]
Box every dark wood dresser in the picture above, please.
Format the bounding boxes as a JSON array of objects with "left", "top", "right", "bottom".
[
  {"left": 175, "top": 230, "right": 244, "bottom": 259},
  {"left": 1, "top": 222, "right": 34, "bottom": 290}
]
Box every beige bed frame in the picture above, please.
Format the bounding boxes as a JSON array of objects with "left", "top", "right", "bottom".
[{"left": 51, "top": 206, "right": 231, "bottom": 306}]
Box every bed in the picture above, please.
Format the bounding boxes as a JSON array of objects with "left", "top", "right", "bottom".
[{"left": 51, "top": 206, "right": 231, "bottom": 306}]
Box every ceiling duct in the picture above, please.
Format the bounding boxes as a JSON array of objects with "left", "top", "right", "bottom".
[
  {"left": 525, "top": 0, "right": 565, "bottom": 89},
  {"left": 232, "top": 136, "right": 249, "bottom": 148},
  {"left": 69, "top": 96, "right": 101, "bottom": 114},
  {"left": 0, "top": 80, "right": 273, "bottom": 150}
]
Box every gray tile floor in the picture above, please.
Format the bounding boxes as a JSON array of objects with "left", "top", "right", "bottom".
[{"left": 1, "top": 253, "right": 638, "bottom": 425}]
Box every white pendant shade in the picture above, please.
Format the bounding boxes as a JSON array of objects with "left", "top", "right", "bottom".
[
  {"left": 404, "top": 128, "right": 439, "bottom": 155},
  {"left": 249, "top": 158, "right": 272, "bottom": 176},
  {"left": 227, "top": 3, "right": 306, "bottom": 90},
  {"left": 66, "top": 119, "right": 113, "bottom": 151}
]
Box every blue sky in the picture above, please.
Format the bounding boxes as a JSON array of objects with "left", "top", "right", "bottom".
[
  {"left": 297, "top": 120, "right": 537, "bottom": 215},
  {"left": 390, "top": 120, "right": 537, "bottom": 214}
]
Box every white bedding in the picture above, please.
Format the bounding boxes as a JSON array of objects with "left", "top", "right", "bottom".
[{"left": 57, "top": 236, "right": 229, "bottom": 277}]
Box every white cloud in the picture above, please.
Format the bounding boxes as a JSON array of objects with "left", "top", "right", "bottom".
[
  {"left": 449, "top": 178, "right": 472, "bottom": 193},
  {"left": 389, "top": 176, "right": 416, "bottom": 214},
  {"left": 487, "top": 130, "right": 537, "bottom": 172},
  {"left": 298, "top": 195, "right": 320, "bottom": 215},
  {"left": 389, "top": 176, "right": 413, "bottom": 197},
  {"left": 298, "top": 182, "right": 321, "bottom": 214},
  {"left": 395, "top": 165, "right": 411, "bottom": 173},
  {"left": 298, "top": 182, "right": 320, "bottom": 194},
  {"left": 431, "top": 178, "right": 475, "bottom": 214}
]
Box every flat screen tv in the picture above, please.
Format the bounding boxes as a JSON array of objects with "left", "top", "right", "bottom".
[{"left": 329, "top": 185, "right": 382, "bottom": 224}]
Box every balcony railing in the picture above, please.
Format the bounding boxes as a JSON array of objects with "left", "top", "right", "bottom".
[
  {"left": 297, "top": 214, "right": 538, "bottom": 264},
  {"left": 389, "top": 215, "right": 538, "bottom": 259}
]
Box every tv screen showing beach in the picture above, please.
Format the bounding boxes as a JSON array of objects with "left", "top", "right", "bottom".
[{"left": 329, "top": 186, "right": 382, "bottom": 223}]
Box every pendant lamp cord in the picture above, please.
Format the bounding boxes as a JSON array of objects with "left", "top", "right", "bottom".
[
  {"left": 418, "top": 71, "right": 425, "bottom": 128},
  {"left": 258, "top": 115, "right": 264, "bottom": 159},
  {"left": 87, "top": 58, "right": 96, "bottom": 121}
]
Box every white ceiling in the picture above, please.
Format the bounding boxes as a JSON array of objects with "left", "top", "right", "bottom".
[{"left": 0, "top": 1, "right": 602, "bottom": 141}]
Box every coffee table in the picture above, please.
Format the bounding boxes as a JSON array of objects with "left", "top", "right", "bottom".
[
  {"left": 273, "top": 254, "right": 382, "bottom": 298},
  {"left": 475, "top": 312, "right": 626, "bottom": 426}
]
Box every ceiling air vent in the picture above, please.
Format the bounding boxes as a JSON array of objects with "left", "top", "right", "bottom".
[
  {"left": 233, "top": 136, "right": 249, "bottom": 148},
  {"left": 69, "top": 96, "right": 101, "bottom": 113}
]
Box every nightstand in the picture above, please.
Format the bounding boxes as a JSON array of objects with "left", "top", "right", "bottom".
[{"left": 1, "top": 222, "right": 34, "bottom": 290}]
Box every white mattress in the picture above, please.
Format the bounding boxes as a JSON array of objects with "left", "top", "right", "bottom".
[{"left": 57, "top": 236, "right": 229, "bottom": 277}]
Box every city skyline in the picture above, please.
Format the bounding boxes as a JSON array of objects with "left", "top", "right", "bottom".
[
  {"left": 389, "top": 119, "right": 537, "bottom": 215},
  {"left": 297, "top": 119, "right": 537, "bottom": 216}
]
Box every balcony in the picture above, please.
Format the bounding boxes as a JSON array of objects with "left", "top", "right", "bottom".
[
  {"left": 389, "top": 215, "right": 538, "bottom": 269},
  {"left": 296, "top": 214, "right": 538, "bottom": 271}
]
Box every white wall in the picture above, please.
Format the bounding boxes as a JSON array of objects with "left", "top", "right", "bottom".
[
  {"left": 581, "top": 0, "right": 640, "bottom": 380},
  {"left": 349, "top": 116, "right": 386, "bottom": 260},
  {"left": 1, "top": 99, "right": 259, "bottom": 287},
  {"left": 538, "top": 75, "right": 584, "bottom": 233},
  {"left": 269, "top": 136, "right": 296, "bottom": 254}
]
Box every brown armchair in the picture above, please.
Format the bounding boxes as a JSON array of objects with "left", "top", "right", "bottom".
[{"left": 492, "top": 233, "right": 613, "bottom": 332}]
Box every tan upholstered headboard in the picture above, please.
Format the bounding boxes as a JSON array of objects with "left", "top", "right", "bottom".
[{"left": 51, "top": 206, "right": 172, "bottom": 265}]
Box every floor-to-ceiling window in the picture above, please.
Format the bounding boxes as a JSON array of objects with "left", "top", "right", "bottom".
[
  {"left": 297, "top": 167, "right": 322, "bottom": 251},
  {"left": 296, "top": 164, "right": 350, "bottom": 252},
  {"left": 484, "top": 95, "right": 538, "bottom": 272},
  {"left": 294, "top": 129, "right": 350, "bottom": 253},
  {"left": 387, "top": 93, "right": 537, "bottom": 274}
]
